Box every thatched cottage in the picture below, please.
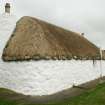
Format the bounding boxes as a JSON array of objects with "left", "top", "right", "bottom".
[{"left": 0, "top": 3, "right": 105, "bottom": 96}]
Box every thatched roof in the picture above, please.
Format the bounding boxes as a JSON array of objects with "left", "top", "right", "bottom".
[{"left": 2, "top": 16, "right": 100, "bottom": 61}]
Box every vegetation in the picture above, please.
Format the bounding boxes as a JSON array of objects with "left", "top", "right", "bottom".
[{"left": 0, "top": 83, "right": 105, "bottom": 105}]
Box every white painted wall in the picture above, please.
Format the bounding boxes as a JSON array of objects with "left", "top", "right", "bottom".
[
  {"left": 0, "top": 13, "right": 105, "bottom": 96},
  {"left": 0, "top": 60, "right": 105, "bottom": 96},
  {"left": 0, "top": 13, "right": 16, "bottom": 57}
]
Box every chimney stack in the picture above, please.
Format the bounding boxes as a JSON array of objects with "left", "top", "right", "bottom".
[{"left": 5, "top": 3, "right": 10, "bottom": 14}]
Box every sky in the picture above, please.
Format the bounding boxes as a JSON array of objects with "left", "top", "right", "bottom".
[{"left": 0, "top": 0, "right": 105, "bottom": 49}]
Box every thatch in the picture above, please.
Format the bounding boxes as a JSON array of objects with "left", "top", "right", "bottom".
[{"left": 2, "top": 16, "right": 100, "bottom": 61}]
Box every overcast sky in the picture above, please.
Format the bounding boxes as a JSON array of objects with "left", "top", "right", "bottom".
[{"left": 0, "top": 0, "right": 105, "bottom": 49}]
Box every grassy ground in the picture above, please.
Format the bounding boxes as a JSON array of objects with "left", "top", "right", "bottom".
[{"left": 0, "top": 83, "right": 105, "bottom": 105}]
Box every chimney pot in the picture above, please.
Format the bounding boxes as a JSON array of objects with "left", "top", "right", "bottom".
[{"left": 5, "top": 3, "right": 10, "bottom": 14}]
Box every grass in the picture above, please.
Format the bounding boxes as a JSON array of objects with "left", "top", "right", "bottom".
[
  {"left": 0, "top": 83, "right": 105, "bottom": 105},
  {"left": 55, "top": 83, "right": 105, "bottom": 105}
]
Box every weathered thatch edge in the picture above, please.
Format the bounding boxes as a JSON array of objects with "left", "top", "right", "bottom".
[{"left": 2, "top": 55, "right": 101, "bottom": 62}]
